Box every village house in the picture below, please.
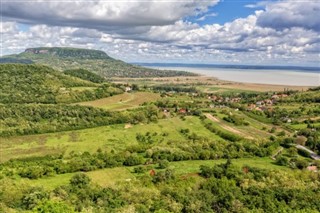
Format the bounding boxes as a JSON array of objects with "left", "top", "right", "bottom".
[
  {"left": 264, "top": 99, "right": 273, "bottom": 105},
  {"left": 125, "top": 87, "right": 132, "bottom": 92},
  {"left": 307, "top": 166, "right": 318, "bottom": 172},
  {"left": 178, "top": 108, "right": 187, "bottom": 114},
  {"left": 256, "top": 101, "right": 263, "bottom": 106},
  {"left": 230, "top": 97, "right": 241, "bottom": 103},
  {"left": 247, "top": 104, "right": 256, "bottom": 111}
]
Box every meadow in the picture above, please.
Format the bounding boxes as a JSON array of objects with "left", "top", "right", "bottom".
[
  {"left": 23, "top": 157, "right": 287, "bottom": 190},
  {"left": 0, "top": 116, "right": 225, "bottom": 162},
  {"left": 76, "top": 91, "right": 160, "bottom": 110}
]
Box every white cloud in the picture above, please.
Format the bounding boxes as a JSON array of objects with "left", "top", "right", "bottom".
[
  {"left": 196, "top": 12, "right": 218, "bottom": 21},
  {"left": 256, "top": 0, "right": 320, "bottom": 32},
  {"left": 2, "top": 0, "right": 219, "bottom": 33},
  {"left": 1, "top": 1, "right": 319, "bottom": 66}
]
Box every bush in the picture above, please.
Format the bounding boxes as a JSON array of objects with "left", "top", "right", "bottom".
[
  {"left": 134, "top": 166, "right": 147, "bottom": 173},
  {"left": 158, "top": 160, "right": 169, "bottom": 169},
  {"left": 69, "top": 173, "right": 91, "bottom": 189},
  {"left": 295, "top": 159, "right": 309, "bottom": 169},
  {"left": 297, "top": 149, "right": 311, "bottom": 158},
  {"left": 123, "top": 154, "right": 145, "bottom": 166},
  {"left": 275, "top": 156, "right": 289, "bottom": 166}
]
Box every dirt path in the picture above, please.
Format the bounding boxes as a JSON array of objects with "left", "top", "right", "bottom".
[
  {"left": 205, "top": 113, "right": 254, "bottom": 140},
  {"left": 296, "top": 145, "right": 320, "bottom": 160},
  {"left": 271, "top": 147, "right": 284, "bottom": 160}
]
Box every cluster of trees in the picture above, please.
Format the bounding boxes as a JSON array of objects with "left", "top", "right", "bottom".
[
  {"left": 0, "top": 173, "right": 126, "bottom": 212},
  {"left": 0, "top": 64, "right": 125, "bottom": 104},
  {"left": 284, "top": 91, "right": 320, "bottom": 103},
  {"left": 193, "top": 161, "right": 320, "bottom": 212},
  {"left": 275, "top": 155, "right": 311, "bottom": 169},
  {"left": 64, "top": 69, "right": 106, "bottom": 83},
  {"left": 0, "top": 104, "right": 161, "bottom": 136},
  {"left": 2, "top": 150, "right": 145, "bottom": 179},
  {"left": 153, "top": 84, "right": 198, "bottom": 93},
  {"left": 297, "top": 128, "right": 320, "bottom": 154},
  {"left": 55, "top": 83, "right": 124, "bottom": 103},
  {"left": 136, "top": 132, "right": 166, "bottom": 144},
  {"left": 1, "top": 159, "right": 319, "bottom": 212},
  {"left": 223, "top": 114, "right": 250, "bottom": 126},
  {"left": 204, "top": 120, "right": 243, "bottom": 142}
]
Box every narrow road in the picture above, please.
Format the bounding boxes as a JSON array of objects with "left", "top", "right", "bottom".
[
  {"left": 204, "top": 113, "right": 254, "bottom": 140},
  {"left": 296, "top": 145, "right": 320, "bottom": 160}
]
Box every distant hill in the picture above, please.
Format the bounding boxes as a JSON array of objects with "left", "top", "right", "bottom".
[
  {"left": 0, "top": 57, "right": 33, "bottom": 64},
  {"left": 2, "top": 47, "right": 197, "bottom": 78},
  {"left": 24, "top": 47, "right": 110, "bottom": 59},
  {"left": 0, "top": 64, "right": 123, "bottom": 104}
]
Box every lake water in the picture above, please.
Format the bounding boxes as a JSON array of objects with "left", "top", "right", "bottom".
[{"left": 149, "top": 66, "right": 320, "bottom": 86}]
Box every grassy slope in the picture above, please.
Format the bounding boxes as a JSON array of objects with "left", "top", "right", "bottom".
[
  {"left": 0, "top": 116, "right": 225, "bottom": 162},
  {"left": 23, "top": 157, "right": 288, "bottom": 190},
  {"left": 25, "top": 167, "right": 135, "bottom": 190},
  {"left": 76, "top": 92, "right": 161, "bottom": 110},
  {"left": 0, "top": 64, "right": 97, "bottom": 103}
]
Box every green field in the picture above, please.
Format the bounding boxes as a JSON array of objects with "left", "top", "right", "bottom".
[
  {"left": 0, "top": 116, "right": 225, "bottom": 162},
  {"left": 25, "top": 167, "right": 135, "bottom": 190},
  {"left": 23, "top": 157, "right": 285, "bottom": 190},
  {"left": 76, "top": 91, "right": 160, "bottom": 110}
]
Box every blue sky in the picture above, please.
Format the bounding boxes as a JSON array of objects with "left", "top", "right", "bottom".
[
  {"left": 189, "top": 0, "right": 262, "bottom": 25},
  {"left": 2, "top": 0, "right": 320, "bottom": 66}
]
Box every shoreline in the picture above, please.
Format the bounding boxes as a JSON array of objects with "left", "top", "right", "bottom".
[
  {"left": 148, "top": 66, "right": 320, "bottom": 87},
  {"left": 111, "top": 75, "right": 313, "bottom": 92}
]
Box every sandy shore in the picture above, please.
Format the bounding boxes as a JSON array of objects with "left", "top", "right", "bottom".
[{"left": 111, "top": 75, "right": 313, "bottom": 92}]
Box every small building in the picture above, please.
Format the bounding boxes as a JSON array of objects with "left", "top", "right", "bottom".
[
  {"left": 307, "top": 166, "right": 317, "bottom": 172},
  {"left": 149, "top": 169, "right": 156, "bottom": 176},
  {"left": 256, "top": 101, "right": 263, "bottom": 106},
  {"left": 248, "top": 104, "right": 256, "bottom": 110},
  {"left": 179, "top": 109, "right": 187, "bottom": 114},
  {"left": 264, "top": 99, "right": 273, "bottom": 105}
]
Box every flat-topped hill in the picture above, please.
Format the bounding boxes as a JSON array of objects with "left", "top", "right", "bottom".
[
  {"left": 24, "top": 47, "right": 110, "bottom": 59},
  {"left": 1, "top": 47, "right": 197, "bottom": 78}
]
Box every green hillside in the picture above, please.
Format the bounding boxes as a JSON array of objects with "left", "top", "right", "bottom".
[
  {"left": 3, "top": 47, "right": 197, "bottom": 78},
  {"left": 64, "top": 68, "right": 106, "bottom": 83},
  {"left": 0, "top": 64, "right": 123, "bottom": 104},
  {"left": 24, "top": 47, "right": 110, "bottom": 59}
]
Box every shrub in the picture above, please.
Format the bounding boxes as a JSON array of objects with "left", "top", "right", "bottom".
[
  {"left": 297, "top": 149, "right": 311, "bottom": 158},
  {"left": 295, "top": 159, "right": 309, "bottom": 169},
  {"left": 275, "top": 156, "right": 289, "bottom": 166},
  {"left": 158, "top": 160, "right": 169, "bottom": 169},
  {"left": 69, "top": 173, "right": 91, "bottom": 189}
]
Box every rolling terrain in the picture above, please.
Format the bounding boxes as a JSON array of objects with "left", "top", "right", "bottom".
[{"left": 0, "top": 53, "right": 319, "bottom": 212}]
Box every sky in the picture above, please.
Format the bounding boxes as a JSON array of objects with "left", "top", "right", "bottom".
[{"left": 0, "top": 0, "right": 319, "bottom": 66}]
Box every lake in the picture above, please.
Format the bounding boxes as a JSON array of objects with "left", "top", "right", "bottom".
[{"left": 147, "top": 65, "right": 320, "bottom": 86}]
